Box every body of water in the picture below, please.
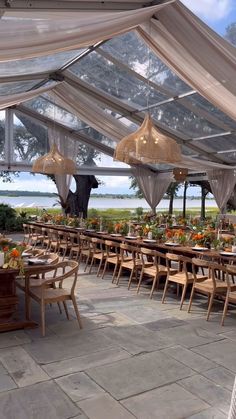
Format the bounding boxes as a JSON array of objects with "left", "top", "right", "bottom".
[{"left": 0, "top": 195, "right": 217, "bottom": 210}]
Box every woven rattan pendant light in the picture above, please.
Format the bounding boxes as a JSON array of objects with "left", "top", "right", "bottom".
[
  {"left": 173, "top": 167, "right": 188, "bottom": 182},
  {"left": 32, "top": 143, "right": 76, "bottom": 175},
  {"left": 114, "top": 113, "right": 182, "bottom": 165}
]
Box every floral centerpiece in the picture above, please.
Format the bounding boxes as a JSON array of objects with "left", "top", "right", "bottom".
[
  {"left": 113, "top": 221, "right": 128, "bottom": 235},
  {"left": 86, "top": 217, "right": 99, "bottom": 230},
  {"left": 191, "top": 230, "right": 214, "bottom": 248},
  {"left": 0, "top": 239, "right": 27, "bottom": 273}
]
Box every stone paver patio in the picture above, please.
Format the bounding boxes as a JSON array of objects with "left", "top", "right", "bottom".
[{"left": 0, "top": 261, "right": 236, "bottom": 419}]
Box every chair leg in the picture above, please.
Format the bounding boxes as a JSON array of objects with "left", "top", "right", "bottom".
[
  {"left": 206, "top": 292, "right": 214, "bottom": 321},
  {"left": 89, "top": 256, "right": 94, "bottom": 273},
  {"left": 161, "top": 279, "right": 169, "bottom": 304},
  {"left": 41, "top": 301, "right": 46, "bottom": 337},
  {"left": 101, "top": 260, "right": 108, "bottom": 279},
  {"left": 63, "top": 301, "right": 70, "bottom": 320},
  {"left": 127, "top": 268, "right": 135, "bottom": 290},
  {"left": 221, "top": 291, "right": 230, "bottom": 326},
  {"left": 112, "top": 264, "right": 119, "bottom": 283},
  {"left": 71, "top": 296, "right": 83, "bottom": 329},
  {"left": 136, "top": 270, "right": 144, "bottom": 294},
  {"left": 57, "top": 302, "right": 62, "bottom": 314},
  {"left": 116, "top": 266, "right": 122, "bottom": 285},
  {"left": 84, "top": 254, "right": 90, "bottom": 272},
  {"left": 187, "top": 285, "right": 195, "bottom": 313},
  {"left": 180, "top": 282, "right": 188, "bottom": 310},
  {"left": 150, "top": 275, "right": 159, "bottom": 299},
  {"left": 97, "top": 259, "right": 103, "bottom": 277}
]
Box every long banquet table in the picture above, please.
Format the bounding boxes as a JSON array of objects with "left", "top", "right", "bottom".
[{"left": 27, "top": 221, "right": 236, "bottom": 263}]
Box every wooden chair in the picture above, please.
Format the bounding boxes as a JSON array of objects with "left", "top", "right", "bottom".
[
  {"left": 16, "top": 253, "right": 59, "bottom": 292},
  {"left": 116, "top": 243, "right": 142, "bottom": 288},
  {"left": 58, "top": 230, "right": 72, "bottom": 260},
  {"left": 188, "top": 258, "right": 228, "bottom": 320},
  {"left": 78, "top": 235, "right": 93, "bottom": 272},
  {"left": 48, "top": 228, "right": 60, "bottom": 253},
  {"left": 22, "top": 248, "right": 44, "bottom": 258},
  {"left": 27, "top": 260, "right": 82, "bottom": 336},
  {"left": 137, "top": 247, "right": 169, "bottom": 298},
  {"left": 161, "top": 253, "right": 203, "bottom": 309},
  {"left": 23, "top": 223, "right": 31, "bottom": 244},
  {"left": 101, "top": 240, "right": 120, "bottom": 282},
  {"left": 221, "top": 265, "right": 236, "bottom": 325},
  {"left": 89, "top": 237, "right": 106, "bottom": 276},
  {"left": 29, "top": 225, "right": 44, "bottom": 247},
  {"left": 69, "top": 232, "right": 81, "bottom": 261}
]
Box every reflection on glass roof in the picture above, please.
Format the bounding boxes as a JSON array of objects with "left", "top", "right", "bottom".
[
  {"left": 195, "top": 134, "right": 236, "bottom": 153},
  {"left": 151, "top": 101, "right": 224, "bottom": 138},
  {"left": 94, "top": 153, "right": 129, "bottom": 168},
  {"left": 185, "top": 94, "right": 236, "bottom": 131},
  {"left": 0, "top": 80, "right": 44, "bottom": 96},
  {"left": 101, "top": 31, "right": 190, "bottom": 95},
  {"left": 0, "top": 50, "right": 85, "bottom": 77},
  {"left": 24, "top": 96, "right": 117, "bottom": 150},
  {"left": 70, "top": 51, "right": 167, "bottom": 109},
  {"left": 13, "top": 112, "right": 48, "bottom": 163}
]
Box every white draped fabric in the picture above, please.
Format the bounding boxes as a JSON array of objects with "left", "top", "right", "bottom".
[
  {"left": 132, "top": 167, "right": 172, "bottom": 213},
  {"left": 207, "top": 169, "right": 236, "bottom": 213},
  {"left": 0, "top": 82, "right": 59, "bottom": 110},
  {"left": 48, "top": 128, "right": 79, "bottom": 203},
  {"left": 139, "top": 1, "right": 236, "bottom": 121},
  {"left": 0, "top": 4, "right": 169, "bottom": 61},
  {"left": 53, "top": 83, "right": 130, "bottom": 141}
]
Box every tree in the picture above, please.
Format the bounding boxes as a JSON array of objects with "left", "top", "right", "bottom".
[
  {"left": 225, "top": 22, "right": 236, "bottom": 46},
  {"left": 182, "top": 181, "right": 188, "bottom": 218},
  {"left": 165, "top": 183, "right": 180, "bottom": 215}
]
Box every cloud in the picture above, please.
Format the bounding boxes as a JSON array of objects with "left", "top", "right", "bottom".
[
  {"left": 0, "top": 174, "right": 57, "bottom": 193},
  {"left": 181, "top": 0, "right": 232, "bottom": 21}
]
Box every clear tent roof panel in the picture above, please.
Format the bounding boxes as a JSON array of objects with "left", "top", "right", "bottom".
[
  {"left": 101, "top": 31, "right": 191, "bottom": 95},
  {"left": 70, "top": 50, "right": 167, "bottom": 109},
  {"left": 150, "top": 101, "right": 224, "bottom": 139},
  {"left": 0, "top": 80, "right": 45, "bottom": 96},
  {"left": 13, "top": 111, "right": 48, "bottom": 163},
  {"left": 185, "top": 94, "right": 236, "bottom": 131},
  {"left": 0, "top": 50, "right": 85, "bottom": 77},
  {"left": 24, "top": 95, "right": 118, "bottom": 150},
  {"left": 193, "top": 134, "right": 236, "bottom": 154}
]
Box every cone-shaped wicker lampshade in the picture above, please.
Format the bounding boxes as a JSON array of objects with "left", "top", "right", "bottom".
[
  {"left": 32, "top": 144, "right": 76, "bottom": 175},
  {"left": 114, "top": 113, "right": 182, "bottom": 165},
  {"left": 173, "top": 168, "right": 188, "bottom": 181}
]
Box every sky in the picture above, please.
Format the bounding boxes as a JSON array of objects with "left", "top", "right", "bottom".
[{"left": 0, "top": 0, "right": 236, "bottom": 196}]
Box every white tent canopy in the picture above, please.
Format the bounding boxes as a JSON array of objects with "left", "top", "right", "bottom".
[{"left": 0, "top": 0, "right": 235, "bottom": 192}]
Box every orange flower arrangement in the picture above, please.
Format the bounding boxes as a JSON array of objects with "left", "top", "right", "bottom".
[{"left": 165, "top": 229, "right": 174, "bottom": 239}]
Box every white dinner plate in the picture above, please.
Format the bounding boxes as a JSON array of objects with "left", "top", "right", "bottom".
[
  {"left": 97, "top": 231, "right": 107, "bottom": 234},
  {"left": 28, "top": 258, "right": 48, "bottom": 265},
  {"left": 125, "top": 236, "right": 137, "bottom": 239},
  {"left": 86, "top": 229, "right": 95, "bottom": 232},
  {"left": 110, "top": 233, "right": 122, "bottom": 237},
  {"left": 220, "top": 251, "right": 236, "bottom": 256},
  {"left": 143, "top": 239, "right": 156, "bottom": 243},
  {"left": 165, "top": 242, "right": 179, "bottom": 246},
  {"left": 192, "top": 247, "right": 209, "bottom": 251}
]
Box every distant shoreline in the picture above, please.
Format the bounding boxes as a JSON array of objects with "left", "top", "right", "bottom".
[{"left": 0, "top": 191, "right": 215, "bottom": 200}]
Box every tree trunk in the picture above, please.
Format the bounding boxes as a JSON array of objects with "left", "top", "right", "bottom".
[
  {"left": 182, "top": 181, "right": 188, "bottom": 219},
  {"left": 169, "top": 194, "right": 174, "bottom": 215},
  {"left": 201, "top": 186, "right": 206, "bottom": 220},
  {"left": 65, "top": 174, "right": 98, "bottom": 218}
]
